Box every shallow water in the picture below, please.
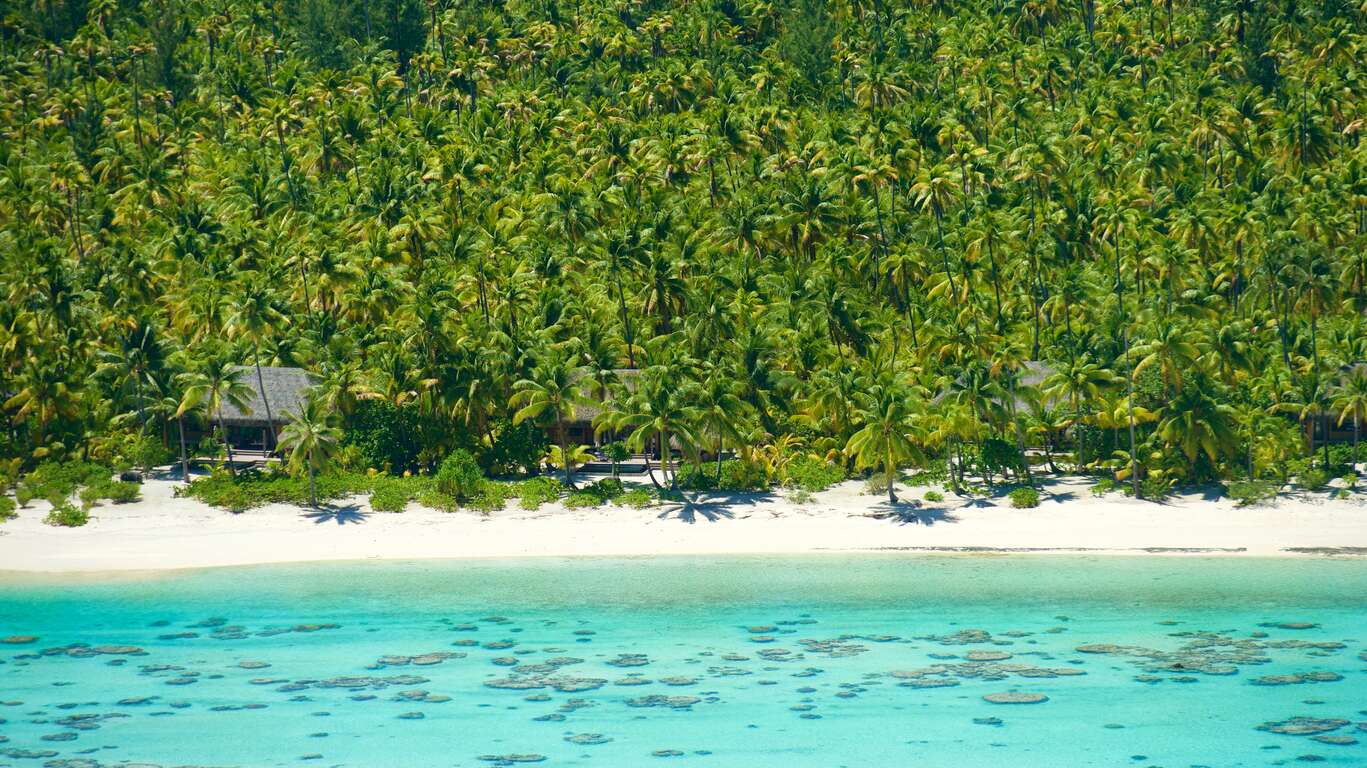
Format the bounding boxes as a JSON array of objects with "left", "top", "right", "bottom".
[{"left": 0, "top": 555, "right": 1364, "bottom": 767}]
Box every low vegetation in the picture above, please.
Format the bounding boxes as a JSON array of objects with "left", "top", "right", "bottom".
[
  {"left": 1008, "top": 488, "right": 1041, "bottom": 509},
  {"left": 44, "top": 501, "right": 88, "bottom": 528},
  {"left": 1227, "top": 480, "right": 1279, "bottom": 508}
]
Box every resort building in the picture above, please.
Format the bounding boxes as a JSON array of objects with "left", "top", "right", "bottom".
[{"left": 197, "top": 366, "right": 315, "bottom": 455}]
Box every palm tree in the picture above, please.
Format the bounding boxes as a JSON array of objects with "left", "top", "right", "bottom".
[
  {"left": 599, "top": 362, "right": 702, "bottom": 491},
  {"left": 511, "top": 357, "right": 590, "bottom": 487},
  {"left": 277, "top": 397, "right": 343, "bottom": 509},
  {"left": 1157, "top": 375, "right": 1239, "bottom": 475},
  {"left": 1332, "top": 368, "right": 1367, "bottom": 474},
  {"left": 846, "top": 378, "right": 925, "bottom": 504},
  {"left": 696, "top": 370, "right": 749, "bottom": 482},
  {"left": 176, "top": 353, "right": 253, "bottom": 476},
  {"left": 230, "top": 277, "right": 286, "bottom": 453}
]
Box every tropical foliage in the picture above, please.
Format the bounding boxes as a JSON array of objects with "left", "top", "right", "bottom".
[{"left": 1, "top": 0, "right": 1364, "bottom": 506}]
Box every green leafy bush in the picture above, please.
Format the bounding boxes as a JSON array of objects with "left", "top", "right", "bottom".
[
  {"left": 345, "top": 400, "right": 422, "bottom": 474},
  {"left": 0, "top": 495, "right": 16, "bottom": 521},
  {"left": 181, "top": 470, "right": 373, "bottom": 512},
  {"left": 906, "top": 460, "right": 948, "bottom": 486},
  {"left": 678, "top": 460, "right": 769, "bottom": 492},
  {"left": 978, "top": 438, "right": 1026, "bottom": 483},
  {"left": 784, "top": 455, "right": 846, "bottom": 492},
  {"left": 45, "top": 501, "right": 89, "bottom": 527},
  {"left": 18, "top": 461, "right": 110, "bottom": 504},
  {"left": 436, "top": 450, "right": 483, "bottom": 501},
  {"left": 1008, "top": 487, "right": 1040, "bottom": 508},
  {"left": 369, "top": 479, "right": 411, "bottom": 513},
  {"left": 864, "top": 474, "right": 889, "bottom": 495},
  {"left": 1227, "top": 480, "right": 1278, "bottom": 507},
  {"left": 619, "top": 488, "right": 656, "bottom": 508},
  {"left": 79, "top": 480, "right": 142, "bottom": 509},
  {"left": 1297, "top": 468, "right": 1329, "bottom": 491},
  {"left": 923, "top": 490, "right": 944, "bottom": 502},
  {"left": 787, "top": 489, "right": 814, "bottom": 504},
  {"left": 1139, "top": 475, "right": 1172, "bottom": 501},
  {"left": 513, "top": 476, "right": 563, "bottom": 509},
  {"left": 565, "top": 478, "right": 627, "bottom": 508},
  {"left": 1090, "top": 478, "right": 1117, "bottom": 496},
  {"left": 481, "top": 418, "right": 549, "bottom": 476},
  {"left": 125, "top": 436, "right": 173, "bottom": 473}
]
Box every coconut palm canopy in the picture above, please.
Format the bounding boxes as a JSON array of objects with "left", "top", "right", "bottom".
[{"left": 0, "top": 0, "right": 1364, "bottom": 486}]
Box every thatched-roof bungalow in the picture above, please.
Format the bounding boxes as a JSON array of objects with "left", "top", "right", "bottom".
[
  {"left": 561, "top": 368, "right": 639, "bottom": 448},
  {"left": 197, "top": 366, "right": 316, "bottom": 453}
]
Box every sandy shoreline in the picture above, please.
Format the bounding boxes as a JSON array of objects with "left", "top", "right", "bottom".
[{"left": 1, "top": 475, "right": 1364, "bottom": 574}]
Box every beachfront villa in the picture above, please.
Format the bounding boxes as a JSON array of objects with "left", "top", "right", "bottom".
[
  {"left": 560, "top": 368, "right": 640, "bottom": 449},
  {"left": 197, "top": 366, "right": 315, "bottom": 455}
]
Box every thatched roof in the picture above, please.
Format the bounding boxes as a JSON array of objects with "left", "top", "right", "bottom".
[
  {"left": 933, "top": 360, "right": 1057, "bottom": 410},
  {"left": 567, "top": 368, "right": 640, "bottom": 424},
  {"left": 220, "top": 366, "right": 315, "bottom": 426}
]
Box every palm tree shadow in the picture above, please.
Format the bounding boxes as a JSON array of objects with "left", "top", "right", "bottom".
[
  {"left": 655, "top": 494, "right": 740, "bottom": 524},
  {"left": 868, "top": 500, "right": 958, "bottom": 526},
  {"left": 303, "top": 504, "right": 369, "bottom": 525}
]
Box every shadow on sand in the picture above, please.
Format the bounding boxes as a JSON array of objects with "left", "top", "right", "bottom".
[
  {"left": 303, "top": 504, "right": 369, "bottom": 525},
  {"left": 867, "top": 500, "right": 959, "bottom": 526}
]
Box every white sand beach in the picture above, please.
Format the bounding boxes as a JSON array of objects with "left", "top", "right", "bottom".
[{"left": 2, "top": 475, "right": 1364, "bottom": 573}]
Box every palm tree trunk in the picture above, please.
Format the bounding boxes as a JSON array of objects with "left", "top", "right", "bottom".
[
  {"left": 1125, "top": 330, "right": 1139, "bottom": 497},
  {"left": 177, "top": 414, "right": 189, "bottom": 484},
  {"left": 559, "top": 427, "right": 573, "bottom": 488},
  {"left": 1353, "top": 416, "right": 1360, "bottom": 476},
  {"left": 254, "top": 345, "right": 275, "bottom": 453},
  {"left": 886, "top": 445, "right": 896, "bottom": 504},
  {"left": 660, "top": 429, "right": 675, "bottom": 489},
  {"left": 715, "top": 428, "right": 724, "bottom": 483},
  {"left": 308, "top": 458, "right": 317, "bottom": 508},
  {"left": 218, "top": 409, "right": 236, "bottom": 476}
]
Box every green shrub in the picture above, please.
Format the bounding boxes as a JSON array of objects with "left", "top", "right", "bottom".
[
  {"left": 864, "top": 475, "right": 889, "bottom": 495},
  {"left": 565, "top": 478, "right": 627, "bottom": 508},
  {"left": 436, "top": 450, "right": 483, "bottom": 501},
  {"left": 787, "top": 489, "right": 814, "bottom": 504},
  {"left": 720, "top": 460, "right": 768, "bottom": 491},
  {"left": 679, "top": 460, "right": 768, "bottom": 492},
  {"left": 514, "top": 476, "right": 563, "bottom": 509},
  {"left": 784, "top": 455, "right": 845, "bottom": 492},
  {"left": 1008, "top": 487, "right": 1040, "bottom": 508},
  {"left": 978, "top": 438, "right": 1026, "bottom": 482},
  {"left": 0, "top": 495, "right": 16, "bottom": 521},
  {"left": 45, "top": 501, "right": 89, "bottom": 527},
  {"left": 345, "top": 400, "right": 423, "bottom": 474},
  {"left": 566, "top": 490, "right": 605, "bottom": 508},
  {"left": 78, "top": 480, "right": 142, "bottom": 509},
  {"left": 1090, "top": 478, "right": 1117, "bottom": 496},
  {"left": 18, "top": 461, "right": 110, "bottom": 503},
  {"left": 923, "top": 490, "right": 944, "bottom": 503},
  {"left": 369, "top": 479, "right": 411, "bottom": 513},
  {"left": 15, "top": 485, "right": 36, "bottom": 507},
  {"left": 619, "top": 488, "right": 656, "bottom": 508},
  {"left": 1139, "top": 475, "right": 1172, "bottom": 501},
  {"left": 125, "top": 435, "right": 173, "bottom": 473},
  {"left": 906, "top": 460, "right": 948, "bottom": 486},
  {"left": 181, "top": 471, "right": 372, "bottom": 511},
  {"left": 105, "top": 481, "right": 141, "bottom": 503},
  {"left": 1227, "top": 480, "right": 1278, "bottom": 507},
  {"left": 467, "top": 481, "right": 512, "bottom": 513},
  {"left": 1297, "top": 468, "right": 1329, "bottom": 491},
  {"left": 481, "top": 418, "right": 548, "bottom": 475}
]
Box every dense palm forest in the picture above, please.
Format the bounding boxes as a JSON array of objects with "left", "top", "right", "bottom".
[{"left": 1, "top": 0, "right": 1365, "bottom": 502}]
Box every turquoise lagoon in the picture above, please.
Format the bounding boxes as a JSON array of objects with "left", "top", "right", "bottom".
[{"left": 1, "top": 555, "right": 1364, "bottom": 767}]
